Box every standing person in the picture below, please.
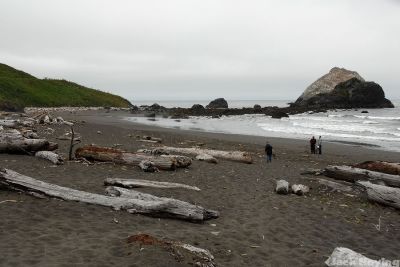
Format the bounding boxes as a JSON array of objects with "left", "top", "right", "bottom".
[
  {"left": 310, "top": 136, "right": 316, "bottom": 154},
  {"left": 317, "top": 136, "right": 322, "bottom": 154},
  {"left": 265, "top": 142, "right": 273, "bottom": 163}
]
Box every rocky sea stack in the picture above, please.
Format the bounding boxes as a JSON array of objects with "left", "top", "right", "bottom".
[{"left": 292, "top": 67, "right": 394, "bottom": 109}]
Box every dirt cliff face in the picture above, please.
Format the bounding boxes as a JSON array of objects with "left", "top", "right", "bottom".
[{"left": 294, "top": 67, "right": 394, "bottom": 109}]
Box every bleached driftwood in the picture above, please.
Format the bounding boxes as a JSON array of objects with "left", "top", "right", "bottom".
[
  {"left": 138, "top": 160, "right": 159, "bottom": 172},
  {"left": 317, "top": 178, "right": 354, "bottom": 193},
  {"left": 75, "top": 145, "right": 189, "bottom": 170},
  {"left": 276, "top": 180, "right": 289, "bottom": 195},
  {"left": 356, "top": 181, "right": 400, "bottom": 210},
  {"left": 196, "top": 154, "right": 218, "bottom": 164},
  {"left": 105, "top": 186, "right": 218, "bottom": 220},
  {"left": 35, "top": 151, "right": 64, "bottom": 165},
  {"left": 354, "top": 161, "right": 400, "bottom": 175},
  {"left": 0, "top": 169, "right": 217, "bottom": 222},
  {"left": 147, "top": 146, "right": 253, "bottom": 164},
  {"left": 291, "top": 184, "right": 309, "bottom": 195},
  {"left": 137, "top": 149, "right": 192, "bottom": 168},
  {"left": 0, "top": 120, "right": 19, "bottom": 128},
  {"left": 104, "top": 178, "right": 201, "bottom": 191},
  {"left": 0, "top": 129, "right": 50, "bottom": 153},
  {"left": 325, "top": 247, "right": 389, "bottom": 267},
  {"left": 325, "top": 165, "right": 400, "bottom": 188},
  {"left": 127, "top": 234, "right": 215, "bottom": 267}
]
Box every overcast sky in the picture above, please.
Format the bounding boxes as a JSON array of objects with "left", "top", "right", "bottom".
[{"left": 1, "top": 0, "right": 399, "bottom": 101}]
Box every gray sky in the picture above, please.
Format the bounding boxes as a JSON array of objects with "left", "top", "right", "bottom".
[{"left": 1, "top": 0, "right": 399, "bottom": 101}]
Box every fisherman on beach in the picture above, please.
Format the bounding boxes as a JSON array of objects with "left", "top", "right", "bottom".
[
  {"left": 310, "top": 136, "right": 316, "bottom": 154},
  {"left": 265, "top": 142, "right": 273, "bottom": 163}
]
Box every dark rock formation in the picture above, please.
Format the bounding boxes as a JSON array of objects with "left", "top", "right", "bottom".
[
  {"left": 253, "top": 104, "right": 262, "bottom": 110},
  {"left": 269, "top": 108, "right": 289, "bottom": 119},
  {"left": 206, "top": 98, "right": 228, "bottom": 109},
  {"left": 293, "top": 68, "right": 394, "bottom": 109}
]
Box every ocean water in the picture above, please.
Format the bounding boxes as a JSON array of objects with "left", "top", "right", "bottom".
[
  {"left": 124, "top": 100, "right": 400, "bottom": 152},
  {"left": 131, "top": 100, "right": 289, "bottom": 108}
]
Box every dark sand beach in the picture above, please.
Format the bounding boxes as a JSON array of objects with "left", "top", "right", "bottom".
[{"left": 1, "top": 109, "right": 400, "bottom": 267}]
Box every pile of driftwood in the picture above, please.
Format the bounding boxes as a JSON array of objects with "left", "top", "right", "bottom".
[
  {"left": 304, "top": 161, "right": 400, "bottom": 210},
  {"left": 0, "top": 168, "right": 218, "bottom": 222},
  {"left": 275, "top": 179, "right": 309, "bottom": 196},
  {"left": 0, "top": 113, "right": 67, "bottom": 164}
]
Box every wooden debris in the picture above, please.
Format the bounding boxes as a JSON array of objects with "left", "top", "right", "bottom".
[
  {"left": 104, "top": 178, "right": 200, "bottom": 191},
  {"left": 291, "top": 184, "right": 309, "bottom": 195},
  {"left": 317, "top": 178, "right": 354, "bottom": 193},
  {"left": 356, "top": 181, "right": 400, "bottom": 210},
  {"left": 325, "top": 165, "right": 400, "bottom": 188},
  {"left": 0, "top": 169, "right": 217, "bottom": 221},
  {"left": 0, "top": 129, "right": 50, "bottom": 153},
  {"left": 354, "top": 161, "right": 400, "bottom": 175},
  {"left": 105, "top": 186, "right": 218, "bottom": 220},
  {"left": 141, "top": 136, "right": 162, "bottom": 143},
  {"left": 276, "top": 180, "right": 289, "bottom": 195},
  {"left": 138, "top": 160, "right": 159, "bottom": 172},
  {"left": 35, "top": 151, "right": 64, "bottom": 165},
  {"left": 325, "top": 247, "right": 389, "bottom": 267},
  {"left": 196, "top": 154, "right": 218, "bottom": 164},
  {"left": 127, "top": 234, "right": 216, "bottom": 267},
  {"left": 147, "top": 146, "right": 253, "bottom": 164},
  {"left": 300, "top": 168, "right": 325, "bottom": 176},
  {"left": 75, "top": 145, "right": 189, "bottom": 170},
  {"left": 0, "top": 119, "right": 19, "bottom": 128}
]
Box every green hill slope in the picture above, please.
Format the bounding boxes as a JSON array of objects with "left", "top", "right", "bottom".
[{"left": 0, "top": 63, "right": 132, "bottom": 111}]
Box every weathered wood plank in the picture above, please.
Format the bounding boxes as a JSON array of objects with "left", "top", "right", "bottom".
[
  {"left": 357, "top": 181, "right": 400, "bottom": 210},
  {"left": 104, "top": 178, "right": 201, "bottom": 191}
]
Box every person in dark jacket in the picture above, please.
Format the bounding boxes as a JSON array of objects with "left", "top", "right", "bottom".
[
  {"left": 265, "top": 142, "right": 273, "bottom": 163},
  {"left": 310, "top": 136, "right": 316, "bottom": 154},
  {"left": 317, "top": 136, "right": 322, "bottom": 154}
]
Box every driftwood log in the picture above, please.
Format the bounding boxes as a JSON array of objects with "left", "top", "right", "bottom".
[
  {"left": 104, "top": 178, "right": 201, "bottom": 191},
  {"left": 276, "top": 180, "right": 289, "bottom": 195},
  {"left": 127, "top": 234, "right": 215, "bottom": 267},
  {"left": 35, "top": 151, "right": 63, "bottom": 165},
  {"left": 105, "top": 186, "right": 218, "bottom": 220},
  {"left": 143, "top": 146, "right": 253, "bottom": 164},
  {"left": 354, "top": 161, "right": 400, "bottom": 175},
  {"left": 0, "top": 129, "right": 50, "bottom": 153},
  {"left": 0, "top": 120, "right": 19, "bottom": 128},
  {"left": 325, "top": 165, "right": 400, "bottom": 188},
  {"left": 75, "top": 146, "right": 191, "bottom": 170},
  {"left": 325, "top": 247, "right": 389, "bottom": 267},
  {"left": 0, "top": 169, "right": 217, "bottom": 221},
  {"left": 357, "top": 181, "right": 400, "bottom": 210},
  {"left": 291, "top": 184, "right": 309, "bottom": 195}
]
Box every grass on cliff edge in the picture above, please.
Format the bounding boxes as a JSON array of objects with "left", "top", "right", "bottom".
[{"left": 0, "top": 63, "right": 132, "bottom": 110}]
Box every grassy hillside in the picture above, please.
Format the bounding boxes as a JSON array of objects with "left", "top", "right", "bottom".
[{"left": 0, "top": 63, "right": 132, "bottom": 111}]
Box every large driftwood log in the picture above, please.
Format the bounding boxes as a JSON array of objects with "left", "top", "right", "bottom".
[
  {"left": 35, "top": 151, "right": 64, "bottom": 165},
  {"left": 0, "top": 129, "right": 50, "bottom": 153},
  {"left": 105, "top": 186, "right": 217, "bottom": 220},
  {"left": 75, "top": 146, "right": 190, "bottom": 170},
  {"left": 143, "top": 146, "right": 253, "bottom": 164},
  {"left": 357, "top": 181, "right": 400, "bottom": 210},
  {"left": 354, "top": 161, "right": 400, "bottom": 175},
  {"left": 104, "top": 178, "right": 201, "bottom": 191},
  {"left": 325, "top": 247, "right": 390, "bottom": 267},
  {"left": 0, "top": 169, "right": 217, "bottom": 221},
  {"left": 325, "top": 165, "right": 400, "bottom": 188},
  {"left": 0, "top": 120, "right": 18, "bottom": 128}
]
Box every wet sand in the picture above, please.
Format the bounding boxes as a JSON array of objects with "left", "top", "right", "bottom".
[{"left": 1, "top": 109, "right": 400, "bottom": 266}]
